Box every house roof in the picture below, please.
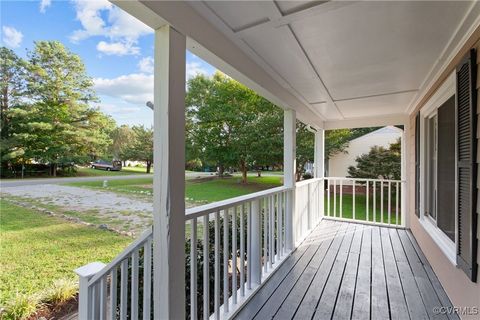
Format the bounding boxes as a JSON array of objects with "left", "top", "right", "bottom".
[{"left": 349, "top": 126, "right": 403, "bottom": 144}]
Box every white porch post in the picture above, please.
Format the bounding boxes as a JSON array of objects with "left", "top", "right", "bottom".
[
  {"left": 401, "top": 126, "right": 408, "bottom": 227},
  {"left": 314, "top": 130, "right": 325, "bottom": 179},
  {"left": 314, "top": 129, "right": 325, "bottom": 219},
  {"left": 284, "top": 109, "right": 296, "bottom": 249},
  {"left": 153, "top": 25, "right": 186, "bottom": 319}
]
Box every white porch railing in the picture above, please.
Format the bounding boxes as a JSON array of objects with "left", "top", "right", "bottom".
[
  {"left": 76, "top": 177, "right": 402, "bottom": 319},
  {"left": 324, "top": 177, "right": 406, "bottom": 227}
]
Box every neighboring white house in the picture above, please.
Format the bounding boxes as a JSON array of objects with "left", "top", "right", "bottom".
[{"left": 328, "top": 126, "right": 403, "bottom": 178}]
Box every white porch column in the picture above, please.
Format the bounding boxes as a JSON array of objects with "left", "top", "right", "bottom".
[
  {"left": 314, "top": 129, "right": 325, "bottom": 179},
  {"left": 401, "top": 126, "right": 408, "bottom": 228},
  {"left": 284, "top": 109, "right": 296, "bottom": 250},
  {"left": 153, "top": 25, "right": 186, "bottom": 319}
]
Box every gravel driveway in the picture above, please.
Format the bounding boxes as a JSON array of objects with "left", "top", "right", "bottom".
[{"left": 1, "top": 184, "right": 154, "bottom": 235}]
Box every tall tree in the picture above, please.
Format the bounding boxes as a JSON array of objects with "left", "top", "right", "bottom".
[
  {"left": 187, "top": 72, "right": 283, "bottom": 183},
  {"left": 0, "top": 47, "right": 28, "bottom": 165},
  {"left": 129, "top": 125, "right": 153, "bottom": 173},
  {"left": 10, "top": 41, "right": 113, "bottom": 175},
  {"left": 111, "top": 125, "right": 135, "bottom": 165}
]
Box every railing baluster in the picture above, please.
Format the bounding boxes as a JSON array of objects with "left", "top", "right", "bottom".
[
  {"left": 99, "top": 278, "right": 107, "bottom": 320},
  {"left": 232, "top": 207, "right": 237, "bottom": 305},
  {"left": 352, "top": 180, "right": 356, "bottom": 220},
  {"left": 214, "top": 211, "right": 220, "bottom": 319},
  {"left": 340, "top": 179, "right": 343, "bottom": 218},
  {"left": 263, "top": 198, "right": 268, "bottom": 273},
  {"left": 396, "top": 182, "right": 400, "bottom": 226},
  {"left": 373, "top": 181, "right": 376, "bottom": 222},
  {"left": 381, "top": 180, "right": 384, "bottom": 223},
  {"left": 247, "top": 202, "right": 252, "bottom": 290},
  {"left": 327, "top": 179, "right": 330, "bottom": 217},
  {"left": 190, "top": 218, "right": 198, "bottom": 320},
  {"left": 333, "top": 179, "right": 337, "bottom": 217},
  {"left": 120, "top": 259, "right": 128, "bottom": 320},
  {"left": 269, "top": 195, "right": 274, "bottom": 266},
  {"left": 366, "top": 180, "right": 369, "bottom": 221},
  {"left": 143, "top": 238, "right": 152, "bottom": 320},
  {"left": 110, "top": 267, "right": 117, "bottom": 320},
  {"left": 275, "top": 193, "right": 282, "bottom": 260},
  {"left": 223, "top": 209, "right": 230, "bottom": 313},
  {"left": 240, "top": 204, "right": 245, "bottom": 297},
  {"left": 131, "top": 251, "right": 139, "bottom": 320},
  {"left": 203, "top": 214, "right": 210, "bottom": 319},
  {"left": 388, "top": 181, "right": 391, "bottom": 225}
]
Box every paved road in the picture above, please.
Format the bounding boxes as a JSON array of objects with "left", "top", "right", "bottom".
[{"left": 0, "top": 174, "right": 147, "bottom": 188}]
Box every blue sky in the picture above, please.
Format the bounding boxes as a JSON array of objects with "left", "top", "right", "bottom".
[{"left": 1, "top": 0, "right": 217, "bottom": 126}]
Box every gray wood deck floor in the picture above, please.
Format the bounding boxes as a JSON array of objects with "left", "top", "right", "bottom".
[{"left": 235, "top": 220, "right": 459, "bottom": 320}]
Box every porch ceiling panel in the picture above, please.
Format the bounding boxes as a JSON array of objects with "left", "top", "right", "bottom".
[
  {"left": 191, "top": 0, "right": 476, "bottom": 123},
  {"left": 290, "top": 1, "right": 469, "bottom": 100}
]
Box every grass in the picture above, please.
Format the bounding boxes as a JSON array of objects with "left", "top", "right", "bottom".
[
  {"left": 324, "top": 193, "right": 402, "bottom": 225},
  {"left": 65, "top": 175, "right": 283, "bottom": 204},
  {"left": 0, "top": 200, "right": 132, "bottom": 309}
]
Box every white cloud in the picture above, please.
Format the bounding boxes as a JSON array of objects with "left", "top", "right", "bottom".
[
  {"left": 94, "top": 73, "right": 153, "bottom": 105},
  {"left": 138, "top": 56, "right": 154, "bottom": 73},
  {"left": 186, "top": 61, "right": 210, "bottom": 79},
  {"left": 1, "top": 26, "right": 23, "bottom": 48},
  {"left": 70, "top": 0, "right": 152, "bottom": 56},
  {"left": 97, "top": 41, "right": 139, "bottom": 56},
  {"left": 40, "top": 0, "right": 52, "bottom": 13}
]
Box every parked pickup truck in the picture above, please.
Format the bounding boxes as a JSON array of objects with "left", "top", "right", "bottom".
[{"left": 91, "top": 160, "right": 122, "bottom": 171}]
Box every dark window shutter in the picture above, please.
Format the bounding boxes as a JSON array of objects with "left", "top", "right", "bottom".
[
  {"left": 415, "top": 112, "right": 421, "bottom": 217},
  {"left": 456, "top": 48, "right": 478, "bottom": 282}
]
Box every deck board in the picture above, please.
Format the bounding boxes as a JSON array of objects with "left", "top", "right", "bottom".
[{"left": 235, "top": 220, "right": 457, "bottom": 320}]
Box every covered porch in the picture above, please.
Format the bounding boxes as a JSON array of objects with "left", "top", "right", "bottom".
[{"left": 74, "top": 1, "right": 480, "bottom": 319}]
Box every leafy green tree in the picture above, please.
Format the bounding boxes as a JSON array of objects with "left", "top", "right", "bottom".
[
  {"left": 3, "top": 41, "right": 115, "bottom": 176},
  {"left": 186, "top": 72, "right": 283, "bottom": 183},
  {"left": 111, "top": 125, "right": 135, "bottom": 165},
  {"left": 0, "top": 47, "right": 28, "bottom": 166},
  {"left": 129, "top": 125, "right": 153, "bottom": 173},
  {"left": 347, "top": 138, "right": 401, "bottom": 180}
]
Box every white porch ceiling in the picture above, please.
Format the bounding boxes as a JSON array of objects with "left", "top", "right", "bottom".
[
  {"left": 190, "top": 0, "right": 476, "bottom": 122},
  {"left": 115, "top": 0, "right": 480, "bottom": 128}
]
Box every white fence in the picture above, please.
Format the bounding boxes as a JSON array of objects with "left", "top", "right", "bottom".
[{"left": 75, "top": 177, "right": 401, "bottom": 319}]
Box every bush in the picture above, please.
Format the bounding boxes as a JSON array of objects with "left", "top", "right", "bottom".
[
  {"left": 302, "top": 172, "right": 313, "bottom": 180},
  {"left": 42, "top": 279, "right": 77, "bottom": 305},
  {"left": 1, "top": 292, "right": 41, "bottom": 320}
]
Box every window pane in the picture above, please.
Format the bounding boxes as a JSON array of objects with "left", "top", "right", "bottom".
[
  {"left": 427, "top": 115, "right": 437, "bottom": 219},
  {"left": 437, "top": 95, "right": 456, "bottom": 241}
]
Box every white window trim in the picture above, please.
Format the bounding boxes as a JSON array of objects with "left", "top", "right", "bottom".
[{"left": 419, "top": 71, "right": 457, "bottom": 265}]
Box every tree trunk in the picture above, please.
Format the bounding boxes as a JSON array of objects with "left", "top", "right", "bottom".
[
  {"left": 146, "top": 161, "right": 152, "bottom": 173},
  {"left": 240, "top": 160, "right": 247, "bottom": 184},
  {"left": 51, "top": 163, "right": 57, "bottom": 177},
  {"left": 218, "top": 165, "right": 224, "bottom": 177}
]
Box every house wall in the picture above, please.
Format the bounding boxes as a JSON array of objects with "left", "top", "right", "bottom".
[
  {"left": 328, "top": 126, "right": 402, "bottom": 178},
  {"left": 407, "top": 30, "right": 480, "bottom": 319}
]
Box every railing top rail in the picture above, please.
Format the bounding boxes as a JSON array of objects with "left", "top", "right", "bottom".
[
  {"left": 185, "top": 185, "right": 291, "bottom": 220},
  {"left": 295, "top": 177, "right": 323, "bottom": 187},
  {"left": 87, "top": 226, "right": 153, "bottom": 286},
  {"left": 326, "top": 177, "right": 405, "bottom": 183}
]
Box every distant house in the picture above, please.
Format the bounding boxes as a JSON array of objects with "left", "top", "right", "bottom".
[{"left": 328, "top": 126, "right": 403, "bottom": 178}]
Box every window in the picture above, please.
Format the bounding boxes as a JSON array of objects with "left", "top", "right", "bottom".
[{"left": 420, "top": 72, "right": 457, "bottom": 263}]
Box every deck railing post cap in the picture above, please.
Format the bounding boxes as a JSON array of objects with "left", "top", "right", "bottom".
[{"left": 74, "top": 261, "right": 106, "bottom": 278}]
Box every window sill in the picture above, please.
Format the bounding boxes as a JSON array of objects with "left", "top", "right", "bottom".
[{"left": 419, "top": 216, "right": 456, "bottom": 265}]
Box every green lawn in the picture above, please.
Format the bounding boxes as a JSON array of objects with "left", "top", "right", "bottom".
[
  {"left": 324, "top": 193, "right": 402, "bottom": 225},
  {"left": 0, "top": 200, "right": 132, "bottom": 306},
  {"left": 65, "top": 175, "right": 283, "bottom": 203}
]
